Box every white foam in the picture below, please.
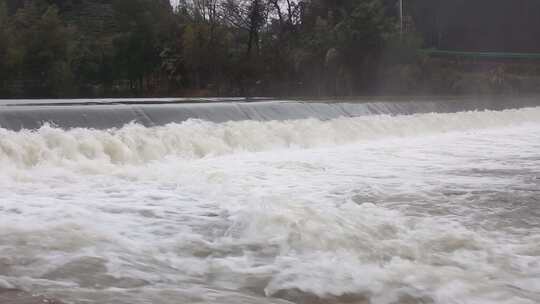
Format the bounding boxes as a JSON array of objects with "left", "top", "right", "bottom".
[
  {"left": 1, "top": 108, "right": 539, "bottom": 304},
  {"left": 0, "top": 107, "right": 538, "bottom": 169}
]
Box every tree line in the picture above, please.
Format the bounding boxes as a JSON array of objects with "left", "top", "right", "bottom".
[{"left": 0, "top": 0, "right": 413, "bottom": 98}]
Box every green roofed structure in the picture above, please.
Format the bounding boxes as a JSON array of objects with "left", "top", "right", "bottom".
[{"left": 419, "top": 50, "right": 540, "bottom": 62}]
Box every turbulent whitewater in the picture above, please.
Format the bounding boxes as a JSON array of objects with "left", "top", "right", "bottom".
[{"left": 1, "top": 106, "right": 540, "bottom": 304}]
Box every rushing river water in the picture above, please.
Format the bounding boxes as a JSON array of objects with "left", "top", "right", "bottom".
[{"left": 0, "top": 106, "right": 540, "bottom": 304}]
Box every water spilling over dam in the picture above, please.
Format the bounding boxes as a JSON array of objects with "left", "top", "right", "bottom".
[{"left": 0, "top": 97, "right": 539, "bottom": 304}]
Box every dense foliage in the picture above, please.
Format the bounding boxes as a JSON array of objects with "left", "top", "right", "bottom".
[{"left": 0, "top": 0, "right": 400, "bottom": 97}]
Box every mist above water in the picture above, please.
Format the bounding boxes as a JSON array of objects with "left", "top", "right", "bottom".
[{"left": 1, "top": 107, "right": 539, "bottom": 304}]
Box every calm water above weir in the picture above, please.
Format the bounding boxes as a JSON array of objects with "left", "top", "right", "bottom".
[{"left": 0, "top": 100, "right": 539, "bottom": 304}]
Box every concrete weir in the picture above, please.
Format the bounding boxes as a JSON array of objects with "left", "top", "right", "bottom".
[{"left": 0, "top": 97, "right": 539, "bottom": 130}]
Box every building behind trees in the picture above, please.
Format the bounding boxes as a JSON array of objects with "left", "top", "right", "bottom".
[{"left": 409, "top": 0, "right": 540, "bottom": 53}]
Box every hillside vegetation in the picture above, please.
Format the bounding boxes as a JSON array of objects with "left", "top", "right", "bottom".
[
  {"left": 0, "top": 0, "right": 405, "bottom": 97},
  {"left": 1, "top": 0, "right": 539, "bottom": 98}
]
